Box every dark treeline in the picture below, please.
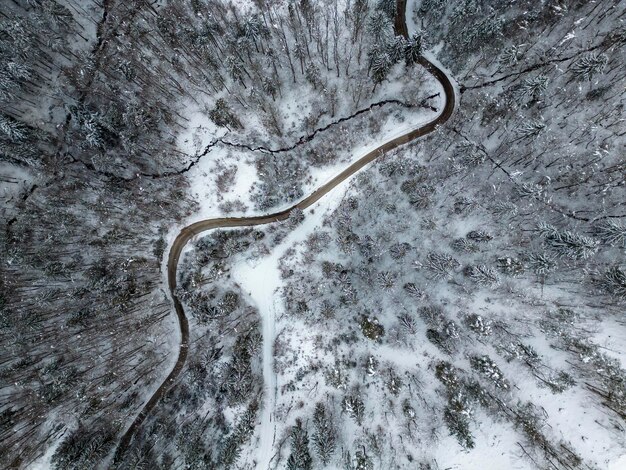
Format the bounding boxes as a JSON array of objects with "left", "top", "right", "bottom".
[{"left": 0, "top": 0, "right": 200, "bottom": 467}]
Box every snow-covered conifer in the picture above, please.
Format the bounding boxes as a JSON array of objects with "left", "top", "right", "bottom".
[
  {"left": 286, "top": 419, "right": 313, "bottom": 470},
  {"left": 571, "top": 53, "right": 608, "bottom": 81},
  {"left": 313, "top": 403, "right": 337, "bottom": 465},
  {"left": 0, "top": 114, "right": 28, "bottom": 142}
]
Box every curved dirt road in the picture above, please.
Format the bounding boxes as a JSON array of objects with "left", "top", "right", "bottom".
[{"left": 114, "top": 4, "right": 456, "bottom": 463}]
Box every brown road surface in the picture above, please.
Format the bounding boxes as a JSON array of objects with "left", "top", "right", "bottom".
[{"left": 113, "top": 1, "right": 455, "bottom": 461}]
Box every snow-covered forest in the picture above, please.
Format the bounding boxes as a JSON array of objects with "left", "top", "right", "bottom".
[{"left": 1, "top": 0, "right": 624, "bottom": 469}]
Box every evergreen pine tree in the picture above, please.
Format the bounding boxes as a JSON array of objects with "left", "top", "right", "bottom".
[
  {"left": 209, "top": 99, "right": 242, "bottom": 131},
  {"left": 376, "top": 0, "right": 396, "bottom": 19},
  {"left": 0, "top": 114, "right": 28, "bottom": 142},
  {"left": 370, "top": 50, "right": 393, "bottom": 89},
  {"left": 404, "top": 33, "right": 423, "bottom": 65},
  {"left": 286, "top": 419, "right": 313, "bottom": 470},
  {"left": 537, "top": 222, "right": 599, "bottom": 260},
  {"left": 367, "top": 11, "right": 392, "bottom": 44},
  {"left": 313, "top": 403, "right": 337, "bottom": 465},
  {"left": 342, "top": 394, "right": 365, "bottom": 425},
  {"left": 305, "top": 63, "right": 321, "bottom": 90},
  {"left": 571, "top": 53, "right": 608, "bottom": 81}
]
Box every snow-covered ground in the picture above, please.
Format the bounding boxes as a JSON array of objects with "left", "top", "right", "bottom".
[
  {"left": 153, "top": 0, "right": 626, "bottom": 468},
  {"left": 162, "top": 72, "right": 442, "bottom": 289},
  {"left": 231, "top": 182, "right": 351, "bottom": 468},
  {"left": 159, "top": 8, "right": 446, "bottom": 466},
  {"left": 0, "top": 164, "right": 33, "bottom": 208},
  {"left": 174, "top": 92, "right": 441, "bottom": 215}
]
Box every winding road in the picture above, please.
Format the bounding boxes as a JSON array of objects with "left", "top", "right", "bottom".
[{"left": 113, "top": 0, "right": 456, "bottom": 464}]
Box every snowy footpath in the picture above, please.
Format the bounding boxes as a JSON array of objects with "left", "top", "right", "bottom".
[{"left": 232, "top": 188, "right": 347, "bottom": 469}]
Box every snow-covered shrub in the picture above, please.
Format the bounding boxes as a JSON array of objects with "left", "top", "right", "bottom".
[
  {"left": 215, "top": 164, "right": 237, "bottom": 193},
  {"left": 496, "top": 257, "right": 525, "bottom": 276},
  {"left": 287, "top": 207, "right": 305, "bottom": 228},
  {"left": 403, "top": 282, "right": 425, "bottom": 299},
  {"left": 360, "top": 316, "right": 385, "bottom": 341},
  {"left": 537, "top": 222, "right": 599, "bottom": 260},
  {"left": 219, "top": 199, "right": 248, "bottom": 214},
  {"left": 398, "top": 312, "right": 418, "bottom": 334},
  {"left": 542, "top": 371, "right": 575, "bottom": 394},
  {"left": 491, "top": 200, "right": 518, "bottom": 217},
  {"left": 593, "top": 219, "right": 626, "bottom": 247},
  {"left": 377, "top": 270, "right": 397, "bottom": 290},
  {"left": 464, "top": 264, "right": 500, "bottom": 286},
  {"left": 570, "top": 53, "right": 608, "bottom": 81},
  {"left": 454, "top": 196, "right": 479, "bottom": 214},
  {"left": 312, "top": 403, "right": 337, "bottom": 465},
  {"left": 592, "top": 265, "right": 626, "bottom": 300},
  {"left": 342, "top": 393, "right": 366, "bottom": 425},
  {"left": 325, "top": 362, "right": 349, "bottom": 390},
  {"left": 464, "top": 314, "right": 492, "bottom": 336},
  {"left": 386, "top": 370, "right": 403, "bottom": 395},
  {"left": 514, "top": 118, "right": 546, "bottom": 140},
  {"left": 469, "top": 355, "right": 509, "bottom": 390},
  {"left": 252, "top": 155, "right": 305, "bottom": 210},
  {"left": 304, "top": 231, "right": 331, "bottom": 255},
  {"left": 401, "top": 179, "right": 434, "bottom": 209},
  {"left": 443, "top": 389, "right": 475, "bottom": 449},
  {"left": 466, "top": 230, "right": 493, "bottom": 243},
  {"left": 499, "top": 44, "right": 524, "bottom": 66},
  {"left": 526, "top": 251, "right": 557, "bottom": 275},
  {"left": 425, "top": 252, "right": 459, "bottom": 280},
  {"left": 389, "top": 241, "right": 412, "bottom": 260},
  {"left": 513, "top": 74, "right": 548, "bottom": 105}
]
